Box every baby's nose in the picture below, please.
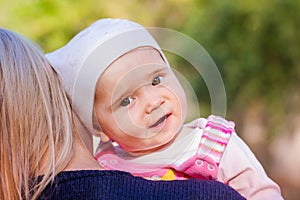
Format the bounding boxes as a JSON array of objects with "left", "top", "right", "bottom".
[{"left": 144, "top": 89, "right": 164, "bottom": 114}]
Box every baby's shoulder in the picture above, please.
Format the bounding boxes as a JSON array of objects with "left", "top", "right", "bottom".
[
  {"left": 205, "top": 115, "right": 235, "bottom": 130},
  {"left": 184, "top": 115, "right": 235, "bottom": 131}
]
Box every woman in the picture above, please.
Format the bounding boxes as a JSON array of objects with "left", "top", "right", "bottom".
[
  {"left": 0, "top": 28, "right": 244, "bottom": 200},
  {"left": 0, "top": 28, "right": 98, "bottom": 200}
]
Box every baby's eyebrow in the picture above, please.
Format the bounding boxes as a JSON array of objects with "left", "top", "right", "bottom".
[{"left": 150, "top": 66, "right": 169, "bottom": 75}]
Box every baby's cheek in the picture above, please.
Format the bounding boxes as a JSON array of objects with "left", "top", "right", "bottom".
[
  {"left": 113, "top": 112, "right": 139, "bottom": 135},
  {"left": 127, "top": 109, "right": 145, "bottom": 127}
]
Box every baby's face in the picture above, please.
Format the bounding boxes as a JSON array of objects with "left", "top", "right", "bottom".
[{"left": 94, "top": 47, "right": 187, "bottom": 154}]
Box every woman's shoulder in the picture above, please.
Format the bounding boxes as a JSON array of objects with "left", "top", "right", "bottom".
[
  {"left": 38, "top": 170, "right": 132, "bottom": 199},
  {"left": 51, "top": 169, "right": 129, "bottom": 180},
  {"left": 184, "top": 115, "right": 235, "bottom": 137},
  {"left": 39, "top": 170, "right": 245, "bottom": 200},
  {"left": 41, "top": 170, "right": 133, "bottom": 186}
]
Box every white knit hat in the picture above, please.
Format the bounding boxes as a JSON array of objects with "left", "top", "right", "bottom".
[{"left": 46, "top": 18, "right": 167, "bottom": 134}]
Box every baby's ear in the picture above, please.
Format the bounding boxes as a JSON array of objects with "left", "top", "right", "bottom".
[
  {"left": 93, "top": 123, "right": 110, "bottom": 142},
  {"left": 98, "top": 131, "right": 110, "bottom": 142},
  {"left": 93, "top": 129, "right": 110, "bottom": 142}
]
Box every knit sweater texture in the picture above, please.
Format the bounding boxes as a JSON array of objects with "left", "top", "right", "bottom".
[{"left": 38, "top": 170, "right": 245, "bottom": 200}]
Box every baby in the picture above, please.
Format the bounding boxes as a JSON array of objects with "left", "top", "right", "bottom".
[{"left": 46, "top": 18, "right": 283, "bottom": 199}]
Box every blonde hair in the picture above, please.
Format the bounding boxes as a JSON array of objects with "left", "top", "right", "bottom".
[{"left": 0, "top": 29, "right": 75, "bottom": 199}]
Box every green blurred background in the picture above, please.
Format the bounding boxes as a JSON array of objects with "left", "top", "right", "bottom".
[{"left": 1, "top": 0, "right": 299, "bottom": 199}]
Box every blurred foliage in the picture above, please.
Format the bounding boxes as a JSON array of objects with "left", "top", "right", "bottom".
[
  {"left": 178, "top": 0, "right": 300, "bottom": 141},
  {"left": 1, "top": 1, "right": 299, "bottom": 198}
]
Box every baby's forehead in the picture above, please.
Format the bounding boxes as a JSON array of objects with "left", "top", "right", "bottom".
[
  {"left": 115, "top": 47, "right": 165, "bottom": 65},
  {"left": 100, "top": 64, "right": 168, "bottom": 95},
  {"left": 124, "top": 46, "right": 163, "bottom": 57},
  {"left": 102, "top": 47, "right": 165, "bottom": 75},
  {"left": 105, "top": 62, "right": 168, "bottom": 83}
]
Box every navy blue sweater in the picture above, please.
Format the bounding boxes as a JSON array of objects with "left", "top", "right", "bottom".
[{"left": 38, "top": 170, "right": 245, "bottom": 200}]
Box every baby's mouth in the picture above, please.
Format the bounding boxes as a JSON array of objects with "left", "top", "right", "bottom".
[{"left": 149, "top": 114, "right": 171, "bottom": 128}]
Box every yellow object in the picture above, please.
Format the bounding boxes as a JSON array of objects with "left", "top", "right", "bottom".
[{"left": 161, "top": 169, "right": 176, "bottom": 180}]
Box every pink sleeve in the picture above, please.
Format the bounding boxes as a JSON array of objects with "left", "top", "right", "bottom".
[{"left": 218, "top": 132, "right": 283, "bottom": 199}]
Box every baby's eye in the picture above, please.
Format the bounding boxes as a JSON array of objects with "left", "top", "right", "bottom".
[
  {"left": 120, "top": 97, "right": 133, "bottom": 107},
  {"left": 152, "top": 75, "right": 163, "bottom": 86}
]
